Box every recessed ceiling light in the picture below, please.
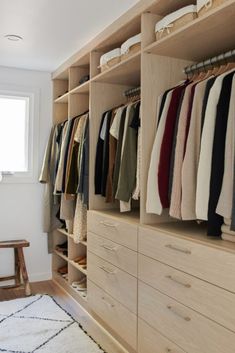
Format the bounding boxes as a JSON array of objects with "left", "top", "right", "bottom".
[{"left": 4, "top": 34, "right": 23, "bottom": 42}]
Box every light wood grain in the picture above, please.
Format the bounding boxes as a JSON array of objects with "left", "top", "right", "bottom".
[
  {"left": 139, "top": 281, "right": 235, "bottom": 353},
  {"left": 88, "top": 231, "right": 137, "bottom": 276},
  {"left": 87, "top": 251, "right": 137, "bottom": 313},
  {"left": 138, "top": 318, "right": 186, "bottom": 353},
  {"left": 139, "top": 225, "right": 235, "bottom": 293},
  {"left": 139, "top": 254, "right": 235, "bottom": 332},
  {"left": 88, "top": 211, "right": 138, "bottom": 251},
  {"left": 88, "top": 280, "right": 137, "bottom": 350}
]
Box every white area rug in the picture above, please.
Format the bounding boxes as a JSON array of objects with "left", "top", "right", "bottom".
[{"left": 0, "top": 294, "right": 105, "bottom": 353}]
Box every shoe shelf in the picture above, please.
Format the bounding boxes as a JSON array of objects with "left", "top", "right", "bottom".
[
  {"left": 144, "top": 0, "right": 235, "bottom": 61},
  {"left": 53, "top": 249, "right": 68, "bottom": 262},
  {"left": 69, "top": 259, "right": 87, "bottom": 276}
]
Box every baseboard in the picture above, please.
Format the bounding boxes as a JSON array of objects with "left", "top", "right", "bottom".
[{"left": 29, "top": 272, "right": 52, "bottom": 282}]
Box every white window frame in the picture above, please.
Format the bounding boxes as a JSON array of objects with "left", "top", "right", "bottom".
[{"left": 0, "top": 84, "right": 40, "bottom": 184}]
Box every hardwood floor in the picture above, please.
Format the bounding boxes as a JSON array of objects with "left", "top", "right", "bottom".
[{"left": 0, "top": 280, "right": 56, "bottom": 301}]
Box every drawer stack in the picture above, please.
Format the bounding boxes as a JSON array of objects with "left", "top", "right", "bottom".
[
  {"left": 87, "top": 210, "right": 138, "bottom": 351},
  {"left": 138, "top": 226, "right": 235, "bottom": 353}
]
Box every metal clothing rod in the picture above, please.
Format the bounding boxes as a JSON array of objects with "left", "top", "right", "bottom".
[
  {"left": 184, "top": 49, "right": 235, "bottom": 75},
  {"left": 124, "top": 86, "right": 141, "bottom": 98}
]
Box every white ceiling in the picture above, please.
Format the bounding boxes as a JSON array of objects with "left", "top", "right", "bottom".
[{"left": 0, "top": 0, "right": 139, "bottom": 72}]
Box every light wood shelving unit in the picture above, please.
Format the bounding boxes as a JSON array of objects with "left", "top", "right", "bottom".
[{"left": 51, "top": 1, "right": 235, "bottom": 352}]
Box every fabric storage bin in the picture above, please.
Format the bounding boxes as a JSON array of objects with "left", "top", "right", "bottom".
[
  {"left": 99, "top": 48, "right": 121, "bottom": 73},
  {"left": 155, "top": 5, "right": 197, "bottom": 41},
  {"left": 120, "top": 33, "right": 141, "bottom": 61},
  {"left": 198, "top": 0, "right": 228, "bottom": 16}
]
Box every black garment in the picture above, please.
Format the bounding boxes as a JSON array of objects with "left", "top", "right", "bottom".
[
  {"left": 201, "top": 77, "right": 216, "bottom": 135},
  {"left": 61, "top": 118, "right": 76, "bottom": 193},
  {"left": 101, "top": 111, "right": 112, "bottom": 196},
  {"left": 168, "top": 87, "right": 186, "bottom": 200},
  {"left": 130, "top": 102, "right": 140, "bottom": 130},
  {"left": 207, "top": 72, "right": 235, "bottom": 236},
  {"left": 112, "top": 107, "right": 127, "bottom": 198},
  {"left": 78, "top": 119, "right": 89, "bottom": 206},
  {"left": 94, "top": 112, "right": 107, "bottom": 194}
]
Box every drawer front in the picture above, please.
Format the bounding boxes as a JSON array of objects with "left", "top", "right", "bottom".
[
  {"left": 88, "top": 211, "right": 138, "bottom": 251},
  {"left": 139, "top": 281, "right": 235, "bottom": 353},
  {"left": 88, "top": 231, "right": 137, "bottom": 276},
  {"left": 88, "top": 280, "right": 137, "bottom": 349},
  {"left": 138, "top": 319, "right": 186, "bottom": 353},
  {"left": 87, "top": 252, "right": 137, "bottom": 313},
  {"left": 139, "top": 254, "right": 235, "bottom": 332},
  {"left": 139, "top": 226, "right": 235, "bottom": 293}
]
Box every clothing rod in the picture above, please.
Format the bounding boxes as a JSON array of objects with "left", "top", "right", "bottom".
[
  {"left": 124, "top": 86, "right": 141, "bottom": 97},
  {"left": 184, "top": 49, "right": 235, "bottom": 75}
]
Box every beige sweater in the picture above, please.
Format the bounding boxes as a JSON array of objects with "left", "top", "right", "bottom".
[{"left": 181, "top": 79, "right": 208, "bottom": 220}]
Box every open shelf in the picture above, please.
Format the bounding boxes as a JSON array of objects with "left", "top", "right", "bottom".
[
  {"left": 57, "top": 228, "right": 87, "bottom": 246},
  {"left": 91, "top": 51, "right": 141, "bottom": 85},
  {"left": 69, "top": 260, "right": 87, "bottom": 275},
  {"left": 54, "top": 250, "right": 68, "bottom": 262},
  {"left": 145, "top": 222, "right": 235, "bottom": 254},
  {"left": 54, "top": 92, "right": 69, "bottom": 103},
  {"left": 145, "top": 0, "right": 235, "bottom": 61},
  {"left": 70, "top": 80, "right": 90, "bottom": 94}
]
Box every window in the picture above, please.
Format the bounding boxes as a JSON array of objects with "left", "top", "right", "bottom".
[
  {"left": 0, "top": 85, "right": 39, "bottom": 183},
  {"left": 0, "top": 95, "right": 29, "bottom": 172}
]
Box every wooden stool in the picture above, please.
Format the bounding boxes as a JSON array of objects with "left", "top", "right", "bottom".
[{"left": 0, "top": 240, "right": 31, "bottom": 296}]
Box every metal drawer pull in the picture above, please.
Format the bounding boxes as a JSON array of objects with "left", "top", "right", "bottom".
[
  {"left": 99, "top": 265, "right": 116, "bottom": 275},
  {"left": 166, "top": 275, "right": 191, "bottom": 288},
  {"left": 167, "top": 305, "right": 191, "bottom": 322},
  {"left": 165, "top": 244, "right": 191, "bottom": 254},
  {"left": 100, "top": 220, "right": 119, "bottom": 228},
  {"left": 101, "top": 244, "right": 119, "bottom": 251},
  {"left": 102, "top": 296, "right": 115, "bottom": 308}
]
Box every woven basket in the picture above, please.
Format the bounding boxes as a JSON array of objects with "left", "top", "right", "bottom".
[
  {"left": 155, "top": 12, "right": 197, "bottom": 41},
  {"left": 198, "top": 0, "right": 227, "bottom": 16},
  {"left": 121, "top": 42, "right": 141, "bottom": 61},
  {"left": 100, "top": 56, "right": 121, "bottom": 73}
]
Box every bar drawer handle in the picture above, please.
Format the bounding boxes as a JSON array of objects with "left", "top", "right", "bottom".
[
  {"left": 167, "top": 305, "right": 191, "bottom": 322},
  {"left": 102, "top": 296, "right": 115, "bottom": 308},
  {"left": 99, "top": 265, "right": 117, "bottom": 275},
  {"left": 166, "top": 275, "right": 191, "bottom": 288},
  {"left": 100, "top": 220, "right": 119, "bottom": 228},
  {"left": 165, "top": 244, "right": 191, "bottom": 255},
  {"left": 101, "top": 244, "right": 119, "bottom": 252}
]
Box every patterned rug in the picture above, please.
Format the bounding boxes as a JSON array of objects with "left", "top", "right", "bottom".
[{"left": 0, "top": 294, "right": 104, "bottom": 353}]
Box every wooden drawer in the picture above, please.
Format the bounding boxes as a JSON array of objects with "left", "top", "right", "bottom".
[
  {"left": 139, "top": 254, "right": 235, "bottom": 333},
  {"left": 138, "top": 318, "right": 186, "bottom": 353},
  {"left": 88, "top": 211, "right": 138, "bottom": 251},
  {"left": 88, "top": 231, "right": 137, "bottom": 276},
  {"left": 139, "top": 281, "right": 235, "bottom": 353},
  {"left": 139, "top": 226, "right": 235, "bottom": 293},
  {"left": 87, "top": 252, "right": 137, "bottom": 313},
  {"left": 88, "top": 280, "right": 137, "bottom": 350}
]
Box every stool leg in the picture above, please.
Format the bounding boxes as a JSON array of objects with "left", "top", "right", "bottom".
[
  {"left": 14, "top": 248, "right": 21, "bottom": 286},
  {"left": 17, "top": 248, "right": 31, "bottom": 296}
]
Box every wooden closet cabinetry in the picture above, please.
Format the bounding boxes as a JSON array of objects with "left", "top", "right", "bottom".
[{"left": 51, "top": 1, "right": 235, "bottom": 352}]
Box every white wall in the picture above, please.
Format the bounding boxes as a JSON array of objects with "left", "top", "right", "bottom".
[{"left": 0, "top": 66, "right": 52, "bottom": 282}]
